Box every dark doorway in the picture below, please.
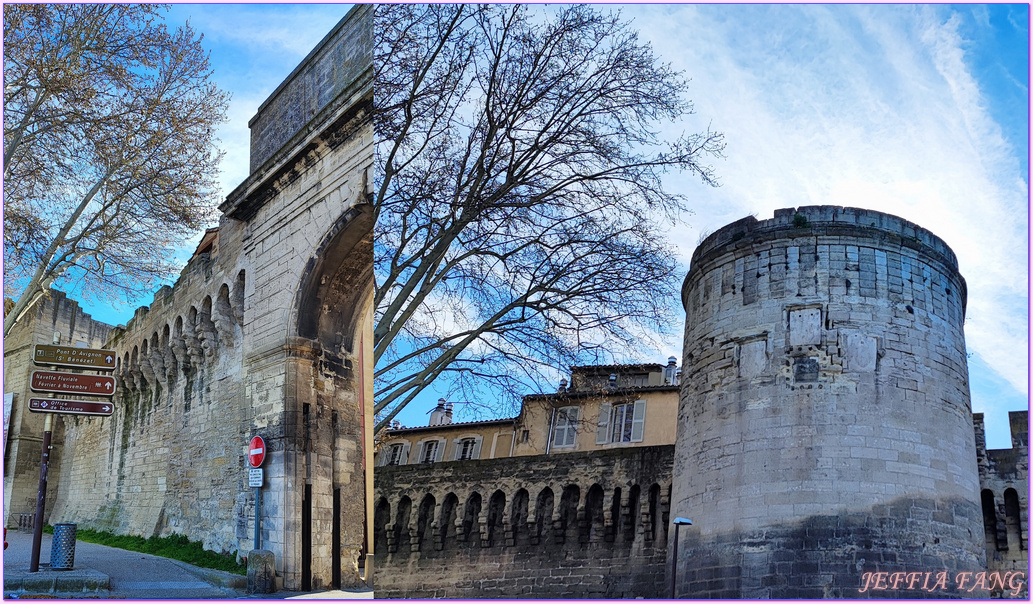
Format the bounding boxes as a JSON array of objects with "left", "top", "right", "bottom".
[
  {"left": 333, "top": 487, "right": 341, "bottom": 588},
  {"left": 302, "top": 484, "right": 312, "bottom": 591}
]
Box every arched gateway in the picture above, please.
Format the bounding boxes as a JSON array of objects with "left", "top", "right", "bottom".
[{"left": 3, "top": 6, "right": 373, "bottom": 592}]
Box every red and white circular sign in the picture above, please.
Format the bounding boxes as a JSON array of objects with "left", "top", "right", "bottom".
[{"left": 248, "top": 436, "right": 266, "bottom": 468}]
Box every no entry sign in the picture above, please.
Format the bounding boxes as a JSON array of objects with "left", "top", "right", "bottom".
[{"left": 248, "top": 436, "right": 266, "bottom": 468}]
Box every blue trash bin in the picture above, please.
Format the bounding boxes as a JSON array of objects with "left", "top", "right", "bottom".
[{"left": 50, "top": 523, "right": 77, "bottom": 570}]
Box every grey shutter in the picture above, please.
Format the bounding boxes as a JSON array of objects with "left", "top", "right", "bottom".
[
  {"left": 566, "top": 407, "right": 579, "bottom": 447},
  {"left": 631, "top": 400, "right": 646, "bottom": 442},
  {"left": 400, "top": 441, "right": 411, "bottom": 465},
  {"left": 414, "top": 441, "right": 425, "bottom": 463},
  {"left": 452, "top": 439, "right": 461, "bottom": 461},
  {"left": 435, "top": 438, "right": 447, "bottom": 461},
  {"left": 596, "top": 403, "right": 612, "bottom": 444},
  {"left": 471, "top": 436, "right": 482, "bottom": 460}
]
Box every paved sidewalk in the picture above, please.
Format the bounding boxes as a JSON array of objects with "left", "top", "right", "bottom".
[{"left": 3, "top": 530, "right": 372, "bottom": 599}]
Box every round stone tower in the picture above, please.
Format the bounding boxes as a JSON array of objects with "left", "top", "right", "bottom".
[{"left": 672, "top": 206, "right": 985, "bottom": 598}]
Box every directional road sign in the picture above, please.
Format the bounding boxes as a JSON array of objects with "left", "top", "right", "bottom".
[
  {"left": 30, "top": 371, "right": 116, "bottom": 396},
  {"left": 248, "top": 436, "right": 266, "bottom": 468},
  {"left": 28, "top": 398, "right": 114, "bottom": 417},
  {"left": 33, "top": 345, "right": 116, "bottom": 371}
]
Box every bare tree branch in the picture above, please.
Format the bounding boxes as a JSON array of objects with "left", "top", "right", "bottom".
[
  {"left": 3, "top": 4, "right": 229, "bottom": 335},
  {"left": 373, "top": 5, "right": 725, "bottom": 433}
]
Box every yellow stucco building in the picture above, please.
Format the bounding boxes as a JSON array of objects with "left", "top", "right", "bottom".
[{"left": 375, "top": 359, "right": 680, "bottom": 466}]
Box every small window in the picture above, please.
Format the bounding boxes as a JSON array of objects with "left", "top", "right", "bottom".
[
  {"left": 521, "top": 430, "right": 529, "bottom": 443},
  {"left": 596, "top": 400, "right": 646, "bottom": 445},
  {"left": 551, "top": 406, "right": 579, "bottom": 448},
  {"left": 451, "top": 436, "right": 482, "bottom": 461},
  {"left": 627, "top": 374, "right": 649, "bottom": 387},
  {"left": 420, "top": 440, "right": 439, "bottom": 463},
  {"left": 386, "top": 443, "right": 405, "bottom": 466},
  {"left": 610, "top": 403, "right": 635, "bottom": 443},
  {"left": 457, "top": 438, "right": 477, "bottom": 460}
]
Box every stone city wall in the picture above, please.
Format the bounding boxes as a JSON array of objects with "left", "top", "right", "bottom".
[
  {"left": 373, "top": 446, "right": 674, "bottom": 598},
  {"left": 3, "top": 291, "right": 113, "bottom": 528},
  {"left": 47, "top": 234, "right": 249, "bottom": 555},
  {"left": 33, "top": 5, "right": 373, "bottom": 591},
  {"left": 975, "top": 411, "right": 1029, "bottom": 597}
]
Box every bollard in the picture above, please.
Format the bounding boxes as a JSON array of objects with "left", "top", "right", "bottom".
[
  {"left": 50, "top": 523, "right": 77, "bottom": 570},
  {"left": 247, "top": 549, "right": 276, "bottom": 594}
]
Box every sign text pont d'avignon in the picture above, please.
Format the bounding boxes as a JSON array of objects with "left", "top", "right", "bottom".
[
  {"left": 28, "top": 398, "right": 113, "bottom": 417},
  {"left": 30, "top": 371, "right": 116, "bottom": 396},
  {"left": 33, "top": 345, "right": 116, "bottom": 370}
]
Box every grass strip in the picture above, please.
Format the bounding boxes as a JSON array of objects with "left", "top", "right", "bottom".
[{"left": 44, "top": 525, "right": 245, "bottom": 575}]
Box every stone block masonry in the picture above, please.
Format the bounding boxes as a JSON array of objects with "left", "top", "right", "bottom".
[
  {"left": 673, "top": 206, "right": 986, "bottom": 598},
  {"left": 974, "top": 411, "right": 1029, "bottom": 598},
  {"left": 3, "top": 291, "right": 113, "bottom": 530},
  {"left": 373, "top": 446, "right": 674, "bottom": 598},
  {"left": 3, "top": 5, "right": 374, "bottom": 593}
]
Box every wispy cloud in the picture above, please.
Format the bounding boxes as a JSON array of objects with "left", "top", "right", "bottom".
[{"left": 624, "top": 5, "right": 1028, "bottom": 409}]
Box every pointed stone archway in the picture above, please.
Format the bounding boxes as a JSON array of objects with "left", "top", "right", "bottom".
[{"left": 283, "top": 205, "right": 373, "bottom": 590}]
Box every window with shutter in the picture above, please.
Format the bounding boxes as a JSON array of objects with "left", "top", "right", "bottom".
[
  {"left": 457, "top": 438, "right": 477, "bottom": 460},
  {"left": 552, "top": 406, "right": 579, "bottom": 448},
  {"left": 383, "top": 443, "right": 406, "bottom": 466},
  {"left": 610, "top": 402, "right": 634, "bottom": 442},
  {"left": 419, "top": 440, "right": 439, "bottom": 463},
  {"left": 599, "top": 400, "right": 647, "bottom": 444},
  {"left": 595, "top": 403, "right": 611, "bottom": 444}
]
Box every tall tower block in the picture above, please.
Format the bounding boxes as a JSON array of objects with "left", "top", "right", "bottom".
[{"left": 672, "top": 206, "right": 985, "bottom": 598}]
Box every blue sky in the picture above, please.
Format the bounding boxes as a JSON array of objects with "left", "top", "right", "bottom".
[
  {"left": 75, "top": 3, "right": 354, "bottom": 326},
  {"left": 71, "top": 4, "right": 1027, "bottom": 449}
]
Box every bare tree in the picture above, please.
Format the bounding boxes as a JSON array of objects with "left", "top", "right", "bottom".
[
  {"left": 3, "top": 4, "right": 229, "bottom": 335},
  {"left": 373, "top": 4, "right": 724, "bottom": 432}
]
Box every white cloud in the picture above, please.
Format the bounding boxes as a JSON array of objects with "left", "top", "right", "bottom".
[{"left": 624, "top": 5, "right": 1028, "bottom": 399}]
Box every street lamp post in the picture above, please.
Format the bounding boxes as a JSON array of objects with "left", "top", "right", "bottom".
[{"left": 670, "top": 517, "right": 693, "bottom": 598}]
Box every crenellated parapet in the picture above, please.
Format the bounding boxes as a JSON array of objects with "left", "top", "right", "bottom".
[
  {"left": 106, "top": 239, "right": 245, "bottom": 408},
  {"left": 373, "top": 446, "right": 674, "bottom": 598},
  {"left": 8, "top": 6, "right": 374, "bottom": 592}
]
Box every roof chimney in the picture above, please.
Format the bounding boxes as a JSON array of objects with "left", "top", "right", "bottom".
[
  {"left": 444, "top": 401, "right": 453, "bottom": 424},
  {"left": 390, "top": 420, "right": 401, "bottom": 430},
  {"left": 665, "top": 356, "right": 678, "bottom": 385},
  {"left": 559, "top": 378, "right": 568, "bottom": 392},
  {"left": 429, "top": 398, "right": 448, "bottom": 426},
  {"left": 608, "top": 373, "right": 617, "bottom": 390}
]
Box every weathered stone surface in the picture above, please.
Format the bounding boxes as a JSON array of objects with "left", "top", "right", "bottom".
[
  {"left": 374, "top": 446, "right": 673, "bottom": 599},
  {"left": 247, "top": 549, "right": 276, "bottom": 594},
  {"left": 673, "top": 206, "right": 987, "bottom": 598},
  {"left": 3, "top": 5, "right": 373, "bottom": 593},
  {"left": 974, "top": 411, "right": 1029, "bottom": 598}
]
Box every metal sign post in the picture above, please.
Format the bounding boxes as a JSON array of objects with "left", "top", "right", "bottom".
[
  {"left": 28, "top": 344, "right": 117, "bottom": 572},
  {"left": 249, "top": 436, "right": 266, "bottom": 550},
  {"left": 29, "top": 414, "right": 53, "bottom": 573}
]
